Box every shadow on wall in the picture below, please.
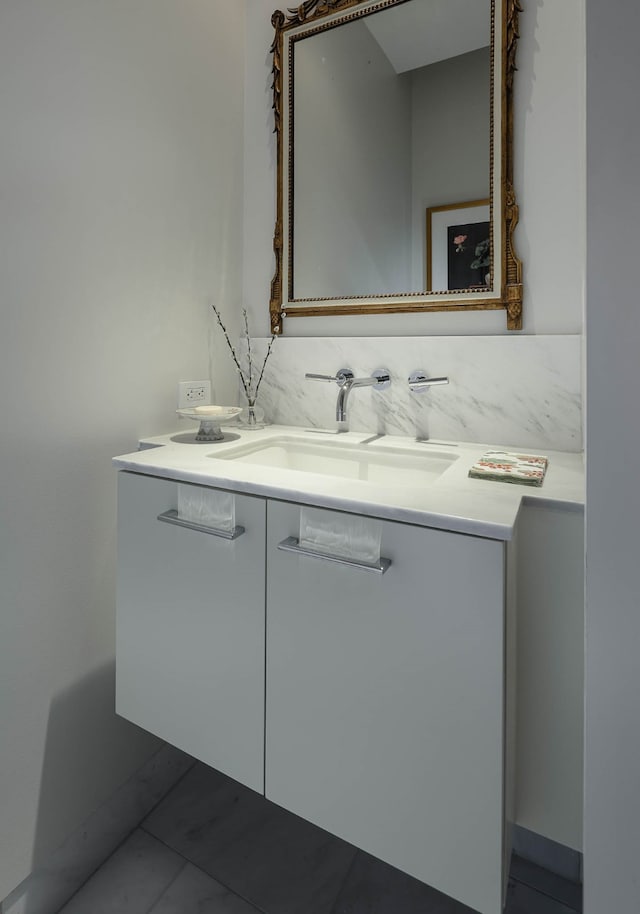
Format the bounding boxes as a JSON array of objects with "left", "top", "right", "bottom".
[{"left": 2, "top": 661, "right": 162, "bottom": 914}]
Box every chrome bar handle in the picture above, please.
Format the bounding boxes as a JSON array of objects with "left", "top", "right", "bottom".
[
  {"left": 408, "top": 370, "right": 450, "bottom": 392},
  {"left": 305, "top": 368, "right": 354, "bottom": 386},
  {"left": 157, "top": 509, "right": 245, "bottom": 540},
  {"left": 277, "top": 536, "right": 391, "bottom": 575}
]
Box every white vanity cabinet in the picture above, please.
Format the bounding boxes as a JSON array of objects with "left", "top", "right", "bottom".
[
  {"left": 116, "top": 471, "right": 514, "bottom": 914},
  {"left": 266, "top": 499, "right": 511, "bottom": 914},
  {"left": 116, "top": 472, "right": 266, "bottom": 794}
]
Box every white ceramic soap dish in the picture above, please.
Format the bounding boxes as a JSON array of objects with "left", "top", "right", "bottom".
[{"left": 176, "top": 406, "right": 242, "bottom": 442}]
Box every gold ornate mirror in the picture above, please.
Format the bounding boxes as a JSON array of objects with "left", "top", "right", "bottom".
[{"left": 269, "top": 0, "right": 522, "bottom": 334}]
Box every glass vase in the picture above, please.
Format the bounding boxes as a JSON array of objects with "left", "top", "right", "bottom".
[{"left": 238, "top": 399, "right": 266, "bottom": 429}]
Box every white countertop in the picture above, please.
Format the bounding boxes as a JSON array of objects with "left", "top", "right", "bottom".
[{"left": 112, "top": 424, "right": 584, "bottom": 541}]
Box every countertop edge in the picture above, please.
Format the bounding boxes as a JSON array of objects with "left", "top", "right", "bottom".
[{"left": 114, "top": 459, "right": 517, "bottom": 541}]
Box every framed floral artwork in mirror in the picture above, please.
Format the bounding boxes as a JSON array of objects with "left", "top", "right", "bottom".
[{"left": 426, "top": 199, "right": 491, "bottom": 293}]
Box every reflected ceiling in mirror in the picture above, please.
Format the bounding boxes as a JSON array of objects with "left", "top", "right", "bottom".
[{"left": 269, "top": 0, "right": 523, "bottom": 333}]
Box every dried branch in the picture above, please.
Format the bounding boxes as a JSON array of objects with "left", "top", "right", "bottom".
[
  {"left": 211, "top": 303, "right": 277, "bottom": 404},
  {"left": 243, "top": 308, "right": 253, "bottom": 391},
  {"left": 253, "top": 333, "right": 276, "bottom": 401},
  {"left": 210, "top": 303, "right": 251, "bottom": 401}
]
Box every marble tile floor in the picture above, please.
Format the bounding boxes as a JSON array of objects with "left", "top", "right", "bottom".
[{"left": 56, "top": 762, "right": 582, "bottom": 914}]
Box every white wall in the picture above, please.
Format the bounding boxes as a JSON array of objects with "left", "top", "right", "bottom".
[
  {"left": 244, "top": 0, "right": 585, "bottom": 337},
  {"left": 516, "top": 504, "right": 584, "bottom": 850},
  {"left": 0, "top": 0, "right": 244, "bottom": 900},
  {"left": 584, "top": 0, "right": 640, "bottom": 910}
]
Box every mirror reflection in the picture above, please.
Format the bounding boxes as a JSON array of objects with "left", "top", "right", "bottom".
[{"left": 291, "top": 0, "right": 491, "bottom": 300}]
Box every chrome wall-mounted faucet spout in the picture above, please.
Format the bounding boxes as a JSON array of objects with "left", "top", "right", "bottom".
[{"left": 305, "top": 367, "right": 391, "bottom": 425}]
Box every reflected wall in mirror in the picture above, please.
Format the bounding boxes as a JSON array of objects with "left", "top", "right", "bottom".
[{"left": 270, "top": 0, "right": 523, "bottom": 334}]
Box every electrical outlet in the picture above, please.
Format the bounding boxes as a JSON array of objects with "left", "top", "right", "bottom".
[{"left": 177, "top": 380, "right": 211, "bottom": 409}]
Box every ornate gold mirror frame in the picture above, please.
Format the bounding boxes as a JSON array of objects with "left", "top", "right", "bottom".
[{"left": 269, "top": 0, "right": 523, "bottom": 334}]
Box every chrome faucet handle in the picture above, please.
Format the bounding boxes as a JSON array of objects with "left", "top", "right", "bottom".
[
  {"left": 408, "top": 370, "right": 449, "bottom": 392},
  {"left": 371, "top": 368, "right": 391, "bottom": 390},
  {"left": 305, "top": 368, "right": 353, "bottom": 386}
]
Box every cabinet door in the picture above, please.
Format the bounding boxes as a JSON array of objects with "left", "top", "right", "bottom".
[
  {"left": 266, "top": 500, "right": 506, "bottom": 914},
  {"left": 116, "top": 472, "right": 266, "bottom": 793}
]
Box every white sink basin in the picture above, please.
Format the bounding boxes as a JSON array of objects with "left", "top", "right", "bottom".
[{"left": 214, "top": 435, "right": 458, "bottom": 486}]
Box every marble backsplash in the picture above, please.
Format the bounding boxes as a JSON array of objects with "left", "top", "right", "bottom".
[{"left": 236, "top": 335, "right": 582, "bottom": 453}]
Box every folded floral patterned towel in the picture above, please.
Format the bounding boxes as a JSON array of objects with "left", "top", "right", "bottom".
[{"left": 468, "top": 451, "right": 548, "bottom": 487}]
